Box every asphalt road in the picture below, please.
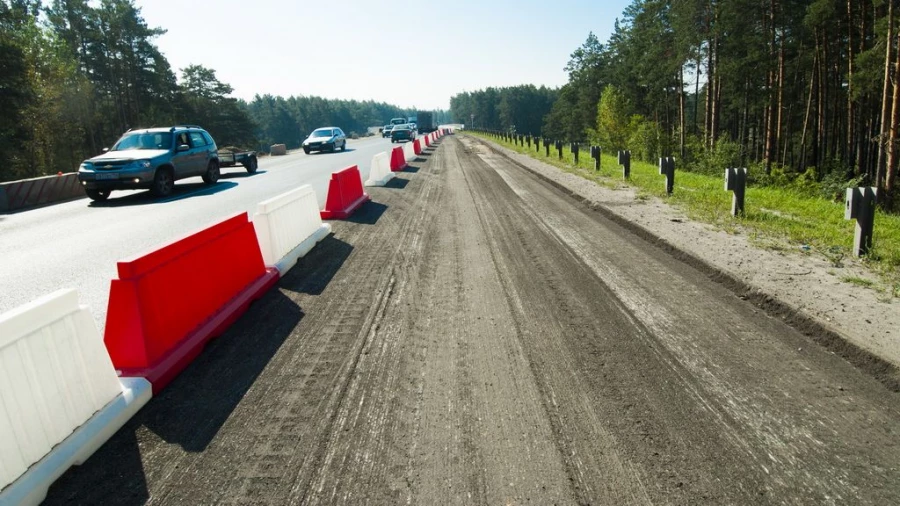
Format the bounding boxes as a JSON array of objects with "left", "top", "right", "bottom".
[
  {"left": 0, "top": 135, "right": 401, "bottom": 326},
  {"left": 43, "top": 135, "right": 900, "bottom": 505}
]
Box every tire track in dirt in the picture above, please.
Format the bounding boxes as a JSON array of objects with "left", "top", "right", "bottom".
[
  {"left": 299, "top": 140, "right": 579, "bottom": 505},
  {"left": 458, "top": 135, "right": 900, "bottom": 505}
]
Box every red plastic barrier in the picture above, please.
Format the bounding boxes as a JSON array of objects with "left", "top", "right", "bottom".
[
  {"left": 413, "top": 139, "right": 422, "bottom": 155},
  {"left": 104, "top": 212, "right": 279, "bottom": 393},
  {"left": 390, "top": 146, "right": 408, "bottom": 171},
  {"left": 320, "top": 165, "right": 370, "bottom": 219},
  {"left": 424, "top": 135, "right": 431, "bottom": 147}
]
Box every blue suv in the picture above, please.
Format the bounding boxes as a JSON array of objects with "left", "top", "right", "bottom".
[{"left": 77, "top": 125, "right": 220, "bottom": 201}]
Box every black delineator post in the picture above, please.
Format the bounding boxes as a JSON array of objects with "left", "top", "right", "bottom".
[
  {"left": 527, "top": 135, "right": 532, "bottom": 148},
  {"left": 845, "top": 187, "right": 878, "bottom": 256},
  {"left": 618, "top": 150, "right": 631, "bottom": 179},
  {"left": 725, "top": 167, "right": 748, "bottom": 216},
  {"left": 545, "top": 140, "right": 551, "bottom": 157},
  {"left": 556, "top": 140, "right": 563, "bottom": 160},
  {"left": 590, "top": 146, "right": 601, "bottom": 171},
  {"left": 571, "top": 143, "right": 580, "bottom": 164},
  {"left": 536, "top": 137, "right": 541, "bottom": 152},
  {"left": 659, "top": 157, "right": 675, "bottom": 194}
]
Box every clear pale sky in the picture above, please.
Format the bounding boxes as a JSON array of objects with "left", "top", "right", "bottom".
[{"left": 134, "top": 0, "right": 631, "bottom": 110}]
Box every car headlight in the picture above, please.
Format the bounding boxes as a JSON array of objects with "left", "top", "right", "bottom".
[
  {"left": 124, "top": 160, "right": 151, "bottom": 170},
  {"left": 78, "top": 162, "right": 92, "bottom": 171}
]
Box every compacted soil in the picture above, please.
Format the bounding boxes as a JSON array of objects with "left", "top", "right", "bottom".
[{"left": 46, "top": 135, "right": 900, "bottom": 505}]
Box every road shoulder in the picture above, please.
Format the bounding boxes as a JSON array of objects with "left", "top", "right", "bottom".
[{"left": 470, "top": 135, "right": 900, "bottom": 387}]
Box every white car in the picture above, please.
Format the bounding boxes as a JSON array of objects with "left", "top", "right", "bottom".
[{"left": 302, "top": 127, "right": 347, "bottom": 154}]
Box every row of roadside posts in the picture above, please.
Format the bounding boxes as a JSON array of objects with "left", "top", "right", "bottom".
[{"left": 478, "top": 129, "right": 878, "bottom": 257}]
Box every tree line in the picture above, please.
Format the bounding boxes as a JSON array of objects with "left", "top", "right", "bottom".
[
  {"left": 451, "top": 0, "right": 899, "bottom": 211},
  {"left": 0, "top": 0, "right": 446, "bottom": 183}
]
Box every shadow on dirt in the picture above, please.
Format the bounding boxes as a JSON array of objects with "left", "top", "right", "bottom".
[
  {"left": 344, "top": 201, "right": 387, "bottom": 226},
  {"left": 45, "top": 429, "right": 148, "bottom": 505},
  {"left": 280, "top": 234, "right": 353, "bottom": 296},
  {"left": 383, "top": 178, "right": 409, "bottom": 189},
  {"left": 44, "top": 289, "right": 303, "bottom": 504}
]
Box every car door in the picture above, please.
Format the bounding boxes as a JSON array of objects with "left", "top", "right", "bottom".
[
  {"left": 170, "top": 131, "right": 196, "bottom": 178},
  {"left": 188, "top": 132, "right": 210, "bottom": 175}
]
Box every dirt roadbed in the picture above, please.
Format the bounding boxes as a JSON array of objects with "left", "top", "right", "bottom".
[{"left": 46, "top": 136, "right": 900, "bottom": 505}]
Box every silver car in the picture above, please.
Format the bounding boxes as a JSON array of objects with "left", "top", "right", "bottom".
[{"left": 302, "top": 127, "right": 347, "bottom": 154}]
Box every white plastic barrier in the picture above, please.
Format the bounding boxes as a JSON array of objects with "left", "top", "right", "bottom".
[
  {"left": 0, "top": 289, "right": 151, "bottom": 506},
  {"left": 365, "top": 152, "right": 394, "bottom": 187},
  {"left": 253, "top": 184, "right": 332, "bottom": 275},
  {"left": 403, "top": 140, "right": 416, "bottom": 162}
]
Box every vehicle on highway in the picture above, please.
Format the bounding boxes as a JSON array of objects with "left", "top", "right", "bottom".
[
  {"left": 302, "top": 127, "right": 347, "bottom": 154},
  {"left": 390, "top": 118, "right": 406, "bottom": 126},
  {"left": 416, "top": 111, "right": 435, "bottom": 133},
  {"left": 390, "top": 124, "right": 416, "bottom": 143},
  {"left": 76, "top": 125, "right": 220, "bottom": 201},
  {"left": 382, "top": 125, "right": 393, "bottom": 138},
  {"left": 218, "top": 147, "right": 258, "bottom": 173}
]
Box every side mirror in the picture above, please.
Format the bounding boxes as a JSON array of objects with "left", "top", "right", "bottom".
[{"left": 177, "top": 144, "right": 190, "bottom": 152}]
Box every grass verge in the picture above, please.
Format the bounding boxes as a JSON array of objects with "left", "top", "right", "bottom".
[{"left": 470, "top": 133, "right": 900, "bottom": 295}]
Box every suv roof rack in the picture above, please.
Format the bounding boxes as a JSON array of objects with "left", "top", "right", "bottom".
[{"left": 169, "top": 125, "right": 203, "bottom": 131}]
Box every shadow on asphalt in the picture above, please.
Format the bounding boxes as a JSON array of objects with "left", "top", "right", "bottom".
[
  {"left": 304, "top": 148, "right": 357, "bottom": 155},
  {"left": 87, "top": 181, "right": 237, "bottom": 207},
  {"left": 220, "top": 169, "right": 267, "bottom": 179},
  {"left": 404, "top": 166, "right": 420, "bottom": 173},
  {"left": 344, "top": 201, "right": 387, "bottom": 226}
]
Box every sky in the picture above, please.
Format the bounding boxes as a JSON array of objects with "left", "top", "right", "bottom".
[{"left": 133, "top": 0, "right": 631, "bottom": 111}]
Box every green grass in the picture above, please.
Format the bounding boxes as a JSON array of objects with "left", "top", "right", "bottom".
[
  {"left": 472, "top": 132, "right": 900, "bottom": 289},
  {"left": 841, "top": 275, "right": 876, "bottom": 288}
]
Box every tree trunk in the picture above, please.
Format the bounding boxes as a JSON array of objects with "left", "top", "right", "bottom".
[
  {"left": 705, "top": 39, "right": 714, "bottom": 148},
  {"left": 885, "top": 29, "right": 900, "bottom": 208},
  {"left": 877, "top": 0, "right": 893, "bottom": 187},
  {"left": 847, "top": 0, "right": 856, "bottom": 172},
  {"left": 764, "top": 0, "right": 777, "bottom": 173},
  {"left": 694, "top": 53, "right": 701, "bottom": 135},
  {"left": 709, "top": 32, "right": 720, "bottom": 148},
  {"left": 800, "top": 46, "right": 817, "bottom": 172},
  {"left": 679, "top": 67, "right": 686, "bottom": 157}
]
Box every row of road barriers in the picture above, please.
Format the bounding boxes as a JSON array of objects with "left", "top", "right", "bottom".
[
  {"left": 0, "top": 127, "right": 453, "bottom": 504},
  {"left": 365, "top": 129, "right": 450, "bottom": 187}
]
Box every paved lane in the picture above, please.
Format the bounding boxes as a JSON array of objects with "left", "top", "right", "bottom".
[{"left": 0, "top": 135, "right": 404, "bottom": 326}]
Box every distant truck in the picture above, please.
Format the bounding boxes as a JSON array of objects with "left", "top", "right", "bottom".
[{"left": 416, "top": 111, "right": 435, "bottom": 133}]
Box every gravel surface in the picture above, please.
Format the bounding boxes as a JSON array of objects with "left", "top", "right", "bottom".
[
  {"left": 484, "top": 138, "right": 900, "bottom": 387},
  {"left": 43, "top": 135, "right": 900, "bottom": 505}
]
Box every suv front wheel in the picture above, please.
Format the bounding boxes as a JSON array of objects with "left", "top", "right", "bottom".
[
  {"left": 202, "top": 160, "right": 220, "bottom": 184},
  {"left": 150, "top": 168, "right": 174, "bottom": 197},
  {"left": 86, "top": 189, "right": 111, "bottom": 201}
]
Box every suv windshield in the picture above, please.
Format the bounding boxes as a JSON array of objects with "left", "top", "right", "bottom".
[
  {"left": 112, "top": 132, "right": 172, "bottom": 151},
  {"left": 311, "top": 129, "right": 334, "bottom": 138}
]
